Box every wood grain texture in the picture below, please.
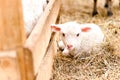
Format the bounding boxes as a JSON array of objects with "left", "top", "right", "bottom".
[
  {"left": 0, "top": 53, "right": 20, "bottom": 80},
  {"left": 36, "top": 33, "right": 57, "bottom": 80},
  {"left": 0, "top": 0, "right": 25, "bottom": 50},
  {"left": 25, "top": 0, "right": 61, "bottom": 75},
  {"left": 0, "top": 0, "right": 34, "bottom": 80}
]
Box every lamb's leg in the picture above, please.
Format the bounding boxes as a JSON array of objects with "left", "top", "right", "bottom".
[
  {"left": 58, "top": 40, "right": 70, "bottom": 56},
  {"left": 58, "top": 40, "right": 65, "bottom": 51},
  {"left": 104, "top": 0, "right": 108, "bottom": 8},
  {"left": 106, "top": 0, "right": 113, "bottom": 16},
  {"left": 62, "top": 48, "right": 70, "bottom": 56},
  {"left": 92, "top": 0, "right": 98, "bottom": 16},
  {"left": 46, "top": 0, "right": 49, "bottom": 4}
]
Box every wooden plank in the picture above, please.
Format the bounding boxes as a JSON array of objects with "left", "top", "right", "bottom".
[
  {"left": 17, "top": 48, "right": 27, "bottom": 80},
  {"left": 0, "top": 56, "right": 21, "bottom": 80},
  {"left": 0, "top": 0, "right": 34, "bottom": 80},
  {"left": 23, "top": 48, "right": 34, "bottom": 80},
  {"left": 0, "top": 0, "right": 26, "bottom": 50},
  {"left": 25, "top": 0, "right": 61, "bottom": 74},
  {"left": 17, "top": 48, "right": 34, "bottom": 80},
  {"left": 0, "top": 51, "right": 20, "bottom": 80},
  {"left": 0, "top": 50, "right": 16, "bottom": 57},
  {"left": 36, "top": 33, "right": 57, "bottom": 80},
  {"left": 0, "top": 50, "right": 34, "bottom": 80}
]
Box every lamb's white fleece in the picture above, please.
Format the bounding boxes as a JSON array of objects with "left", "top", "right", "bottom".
[
  {"left": 51, "top": 21, "right": 104, "bottom": 56},
  {"left": 22, "top": 0, "right": 47, "bottom": 36}
]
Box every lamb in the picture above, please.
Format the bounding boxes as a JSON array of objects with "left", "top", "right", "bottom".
[
  {"left": 22, "top": 0, "right": 48, "bottom": 36},
  {"left": 93, "top": 0, "right": 113, "bottom": 16},
  {"left": 51, "top": 21, "right": 104, "bottom": 56}
]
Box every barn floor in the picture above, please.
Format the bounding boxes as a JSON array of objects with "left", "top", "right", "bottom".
[{"left": 51, "top": 0, "right": 120, "bottom": 80}]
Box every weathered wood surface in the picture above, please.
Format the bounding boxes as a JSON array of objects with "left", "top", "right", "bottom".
[
  {"left": 0, "top": 51, "right": 20, "bottom": 80},
  {"left": 25, "top": 0, "right": 61, "bottom": 75},
  {"left": 0, "top": 0, "right": 34, "bottom": 80},
  {"left": 0, "top": 57, "right": 20, "bottom": 80},
  {"left": 0, "top": 0, "right": 61, "bottom": 79},
  {"left": 36, "top": 33, "right": 57, "bottom": 80},
  {"left": 0, "top": 0, "right": 25, "bottom": 50}
]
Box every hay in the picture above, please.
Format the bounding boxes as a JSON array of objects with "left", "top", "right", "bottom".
[{"left": 51, "top": 0, "right": 120, "bottom": 80}]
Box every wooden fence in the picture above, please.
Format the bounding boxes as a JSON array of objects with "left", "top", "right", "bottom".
[{"left": 0, "top": 0, "right": 61, "bottom": 80}]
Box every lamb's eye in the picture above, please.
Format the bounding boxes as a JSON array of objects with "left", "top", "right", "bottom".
[
  {"left": 76, "top": 33, "right": 79, "bottom": 37},
  {"left": 62, "top": 33, "right": 65, "bottom": 37}
]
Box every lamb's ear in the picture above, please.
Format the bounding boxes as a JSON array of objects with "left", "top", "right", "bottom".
[
  {"left": 51, "top": 24, "right": 61, "bottom": 32},
  {"left": 81, "top": 27, "right": 91, "bottom": 32}
]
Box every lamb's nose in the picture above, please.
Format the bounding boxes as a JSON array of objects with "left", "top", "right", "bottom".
[{"left": 67, "top": 45, "right": 73, "bottom": 49}]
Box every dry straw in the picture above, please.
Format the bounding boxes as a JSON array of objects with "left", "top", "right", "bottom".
[{"left": 51, "top": 0, "right": 120, "bottom": 80}]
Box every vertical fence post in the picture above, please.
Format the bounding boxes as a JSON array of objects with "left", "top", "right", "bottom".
[{"left": 0, "top": 0, "right": 34, "bottom": 80}]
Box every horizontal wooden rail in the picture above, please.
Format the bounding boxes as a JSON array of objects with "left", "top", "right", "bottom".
[
  {"left": 36, "top": 33, "right": 57, "bottom": 80},
  {"left": 25, "top": 0, "right": 61, "bottom": 75}
]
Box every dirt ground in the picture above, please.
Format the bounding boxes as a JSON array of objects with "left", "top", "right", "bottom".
[{"left": 50, "top": 0, "right": 120, "bottom": 80}]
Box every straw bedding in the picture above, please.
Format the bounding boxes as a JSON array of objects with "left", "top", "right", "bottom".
[{"left": 51, "top": 0, "right": 120, "bottom": 80}]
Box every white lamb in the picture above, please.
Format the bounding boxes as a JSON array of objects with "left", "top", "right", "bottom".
[
  {"left": 22, "top": 0, "right": 48, "bottom": 36},
  {"left": 51, "top": 21, "right": 104, "bottom": 56}
]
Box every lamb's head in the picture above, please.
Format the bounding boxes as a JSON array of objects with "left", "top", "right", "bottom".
[{"left": 51, "top": 22, "right": 91, "bottom": 55}]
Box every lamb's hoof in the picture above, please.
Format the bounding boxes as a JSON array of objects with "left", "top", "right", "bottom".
[
  {"left": 104, "top": 4, "right": 108, "bottom": 8},
  {"left": 107, "top": 11, "right": 113, "bottom": 16},
  {"left": 92, "top": 11, "right": 98, "bottom": 16},
  {"left": 59, "top": 48, "right": 64, "bottom": 51},
  {"left": 46, "top": 0, "right": 49, "bottom": 3}
]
